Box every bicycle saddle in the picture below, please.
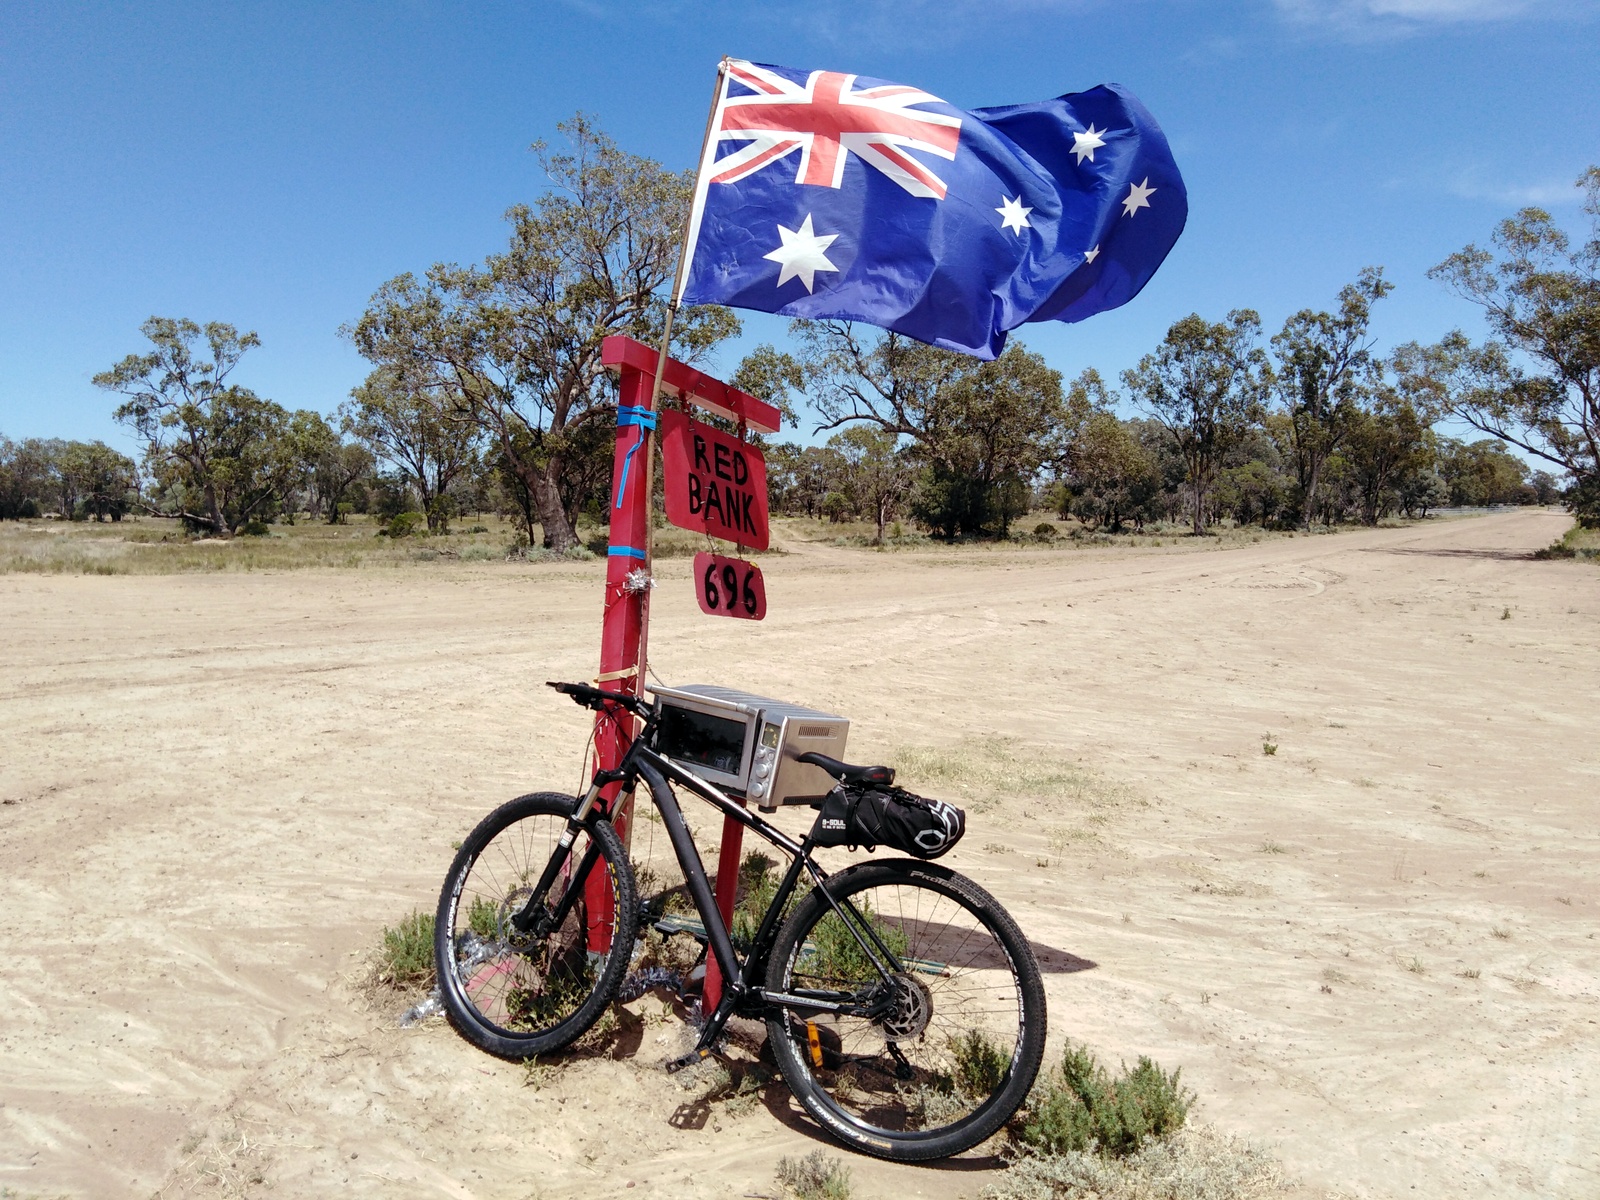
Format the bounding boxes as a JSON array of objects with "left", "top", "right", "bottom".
[{"left": 796, "top": 751, "right": 895, "bottom": 787}]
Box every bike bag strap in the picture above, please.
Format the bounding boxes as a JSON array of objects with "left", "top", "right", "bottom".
[{"left": 809, "top": 784, "right": 966, "bottom": 860}]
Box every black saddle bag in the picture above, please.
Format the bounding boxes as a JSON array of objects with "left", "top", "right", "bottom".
[{"left": 810, "top": 784, "right": 966, "bottom": 860}]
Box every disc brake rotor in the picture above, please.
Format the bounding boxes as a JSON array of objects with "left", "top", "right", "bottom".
[{"left": 877, "top": 972, "right": 933, "bottom": 1042}]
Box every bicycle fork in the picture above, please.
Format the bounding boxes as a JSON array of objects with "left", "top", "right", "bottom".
[{"left": 510, "top": 771, "right": 622, "bottom": 939}]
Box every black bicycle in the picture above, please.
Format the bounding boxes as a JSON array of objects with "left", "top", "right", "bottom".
[{"left": 433, "top": 681, "right": 1047, "bottom": 1162}]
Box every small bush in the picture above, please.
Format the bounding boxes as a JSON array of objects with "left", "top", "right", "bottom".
[
  {"left": 240, "top": 519, "right": 271, "bottom": 537},
  {"left": 1019, "top": 1042, "right": 1193, "bottom": 1159},
  {"left": 385, "top": 512, "right": 426, "bottom": 538},
  {"left": 952, "top": 1029, "right": 1010, "bottom": 1098},
  {"left": 1033, "top": 522, "right": 1057, "bottom": 542},
  {"left": 375, "top": 910, "right": 435, "bottom": 988},
  {"left": 731, "top": 850, "right": 779, "bottom": 947},
  {"left": 987, "top": 1123, "right": 1285, "bottom": 1200},
  {"left": 776, "top": 1149, "right": 853, "bottom": 1200}
]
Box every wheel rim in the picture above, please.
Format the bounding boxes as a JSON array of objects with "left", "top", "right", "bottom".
[{"left": 780, "top": 878, "right": 1028, "bottom": 1140}]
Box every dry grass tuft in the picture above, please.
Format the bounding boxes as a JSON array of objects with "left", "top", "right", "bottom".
[
  {"left": 776, "top": 1150, "right": 853, "bottom": 1200},
  {"left": 891, "top": 737, "right": 1134, "bottom": 820},
  {"left": 154, "top": 1117, "right": 276, "bottom": 1198},
  {"left": 986, "top": 1122, "right": 1288, "bottom": 1200}
]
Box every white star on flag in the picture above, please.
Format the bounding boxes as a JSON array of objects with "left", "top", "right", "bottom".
[
  {"left": 1072, "top": 124, "right": 1106, "bottom": 165},
  {"left": 763, "top": 214, "right": 840, "bottom": 292},
  {"left": 995, "top": 195, "right": 1032, "bottom": 235},
  {"left": 1084, "top": 244, "right": 1100, "bottom": 264},
  {"left": 1121, "top": 177, "right": 1156, "bottom": 217}
]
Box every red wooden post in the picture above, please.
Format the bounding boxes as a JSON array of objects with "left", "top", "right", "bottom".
[
  {"left": 702, "top": 808, "right": 746, "bottom": 1011},
  {"left": 582, "top": 359, "right": 656, "bottom": 950},
  {"left": 591, "top": 337, "right": 782, "bottom": 969}
]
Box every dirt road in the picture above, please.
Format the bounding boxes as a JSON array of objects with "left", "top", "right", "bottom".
[{"left": 1, "top": 510, "right": 1594, "bottom": 1198}]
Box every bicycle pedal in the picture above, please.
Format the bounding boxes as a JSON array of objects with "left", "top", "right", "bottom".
[{"left": 664, "top": 1048, "right": 711, "bottom": 1074}]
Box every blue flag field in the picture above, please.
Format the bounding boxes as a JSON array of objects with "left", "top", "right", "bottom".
[{"left": 678, "top": 60, "right": 1188, "bottom": 359}]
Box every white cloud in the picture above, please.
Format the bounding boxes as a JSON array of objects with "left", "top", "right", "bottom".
[
  {"left": 1272, "top": 0, "right": 1600, "bottom": 27},
  {"left": 1446, "top": 172, "right": 1590, "bottom": 206}
]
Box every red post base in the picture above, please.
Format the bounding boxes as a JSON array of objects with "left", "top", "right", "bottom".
[{"left": 701, "top": 804, "right": 746, "bottom": 1012}]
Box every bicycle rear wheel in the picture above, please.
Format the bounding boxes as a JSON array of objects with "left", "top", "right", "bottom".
[
  {"left": 765, "top": 859, "right": 1046, "bottom": 1161},
  {"left": 434, "top": 792, "right": 638, "bottom": 1060}
]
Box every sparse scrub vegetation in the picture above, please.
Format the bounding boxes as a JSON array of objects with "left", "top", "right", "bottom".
[
  {"left": 1018, "top": 1042, "right": 1194, "bottom": 1159},
  {"left": 776, "top": 1149, "right": 854, "bottom": 1200},
  {"left": 373, "top": 910, "right": 435, "bottom": 990},
  {"left": 891, "top": 736, "right": 1133, "bottom": 820},
  {"left": 986, "top": 1122, "right": 1287, "bottom": 1200}
]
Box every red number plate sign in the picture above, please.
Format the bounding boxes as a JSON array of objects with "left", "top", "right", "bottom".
[
  {"left": 660, "top": 410, "right": 769, "bottom": 550},
  {"left": 694, "top": 552, "right": 767, "bottom": 621}
]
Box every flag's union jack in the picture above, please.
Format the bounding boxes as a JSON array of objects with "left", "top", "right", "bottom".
[{"left": 711, "top": 61, "right": 963, "bottom": 200}]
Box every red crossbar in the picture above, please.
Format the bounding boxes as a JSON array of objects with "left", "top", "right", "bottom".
[{"left": 602, "top": 336, "right": 782, "bottom": 434}]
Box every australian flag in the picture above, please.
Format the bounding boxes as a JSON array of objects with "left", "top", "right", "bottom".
[{"left": 678, "top": 60, "right": 1187, "bottom": 360}]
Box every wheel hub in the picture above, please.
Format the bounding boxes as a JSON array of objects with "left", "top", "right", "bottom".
[
  {"left": 878, "top": 972, "right": 933, "bottom": 1042},
  {"left": 497, "top": 887, "right": 537, "bottom": 949}
]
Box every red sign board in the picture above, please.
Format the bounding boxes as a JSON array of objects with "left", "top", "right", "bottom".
[
  {"left": 660, "top": 410, "right": 770, "bottom": 550},
  {"left": 694, "top": 552, "right": 767, "bottom": 621}
]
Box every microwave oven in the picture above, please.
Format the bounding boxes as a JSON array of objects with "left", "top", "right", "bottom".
[{"left": 647, "top": 684, "right": 850, "bottom": 811}]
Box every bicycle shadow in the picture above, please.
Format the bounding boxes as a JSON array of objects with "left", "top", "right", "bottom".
[
  {"left": 755, "top": 1086, "right": 1007, "bottom": 1170},
  {"left": 1029, "top": 940, "right": 1097, "bottom": 974}
]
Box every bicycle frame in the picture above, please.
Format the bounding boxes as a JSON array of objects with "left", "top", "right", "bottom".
[{"left": 514, "top": 702, "right": 911, "bottom": 1064}]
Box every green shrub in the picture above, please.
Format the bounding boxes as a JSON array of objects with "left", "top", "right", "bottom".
[
  {"left": 732, "top": 851, "right": 779, "bottom": 948},
  {"left": 1033, "top": 522, "right": 1057, "bottom": 541},
  {"left": 952, "top": 1029, "right": 1010, "bottom": 1097},
  {"left": 1019, "top": 1042, "right": 1193, "bottom": 1159},
  {"left": 240, "top": 519, "right": 271, "bottom": 537},
  {"left": 376, "top": 910, "right": 436, "bottom": 988},
  {"left": 776, "top": 1149, "right": 853, "bottom": 1200},
  {"left": 804, "top": 898, "right": 909, "bottom": 980},
  {"left": 385, "top": 512, "right": 425, "bottom": 538}
]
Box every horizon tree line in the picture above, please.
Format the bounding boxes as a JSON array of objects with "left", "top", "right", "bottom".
[{"left": 4, "top": 120, "right": 1594, "bottom": 542}]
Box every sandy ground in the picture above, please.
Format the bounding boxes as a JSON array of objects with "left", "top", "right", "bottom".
[{"left": 0, "top": 509, "right": 1595, "bottom": 1200}]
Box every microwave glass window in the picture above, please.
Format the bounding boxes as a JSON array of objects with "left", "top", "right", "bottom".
[{"left": 658, "top": 707, "right": 748, "bottom": 775}]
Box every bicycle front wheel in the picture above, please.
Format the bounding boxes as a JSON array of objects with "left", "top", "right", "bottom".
[
  {"left": 765, "top": 859, "right": 1046, "bottom": 1161},
  {"left": 434, "top": 792, "right": 638, "bottom": 1060}
]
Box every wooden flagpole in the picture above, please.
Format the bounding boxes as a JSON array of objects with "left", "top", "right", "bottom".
[{"left": 634, "top": 55, "right": 730, "bottom": 689}]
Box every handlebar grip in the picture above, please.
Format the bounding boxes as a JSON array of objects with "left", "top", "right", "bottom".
[{"left": 545, "top": 680, "right": 647, "bottom": 714}]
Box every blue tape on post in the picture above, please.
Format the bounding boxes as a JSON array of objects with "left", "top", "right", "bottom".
[
  {"left": 614, "top": 405, "right": 659, "bottom": 510},
  {"left": 607, "top": 545, "right": 647, "bottom": 560}
]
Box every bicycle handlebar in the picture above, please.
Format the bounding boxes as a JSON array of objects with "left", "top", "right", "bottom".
[{"left": 546, "top": 680, "right": 651, "bottom": 716}]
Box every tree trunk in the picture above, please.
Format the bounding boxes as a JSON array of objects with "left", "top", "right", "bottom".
[
  {"left": 528, "top": 461, "right": 577, "bottom": 551},
  {"left": 1301, "top": 459, "right": 1321, "bottom": 531},
  {"left": 1192, "top": 476, "right": 1205, "bottom": 536},
  {"left": 204, "top": 481, "right": 228, "bottom": 537}
]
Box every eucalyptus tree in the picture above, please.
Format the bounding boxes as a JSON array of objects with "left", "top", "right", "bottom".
[
  {"left": 56, "top": 441, "right": 137, "bottom": 520},
  {"left": 346, "top": 365, "right": 480, "bottom": 531},
  {"left": 1271, "top": 268, "right": 1393, "bottom": 529},
  {"left": 798, "top": 321, "right": 1066, "bottom": 536},
  {"left": 829, "top": 426, "right": 914, "bottom": 542},
  {"left": 0, "top": 437, "right": 54, "bottom": 518},
  {"left": 349, "top": 115, "right": 738, "bottom": 551},
  {"left": 298, "top": 413, "right": 374, "bottom": 523},
  {"left": 1419, "top": 167, "right": 1600, "bottom": 524},
  {"left": 95, "top": 318, "right": 313, "bottom": 534},
  {"left": 1123, "top": 309, "right": 1268, "bottom": 534}
]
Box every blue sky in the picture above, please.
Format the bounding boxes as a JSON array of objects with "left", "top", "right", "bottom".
[{"left": 2, "top": 0, "right": 1596, "bottom": 454}]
